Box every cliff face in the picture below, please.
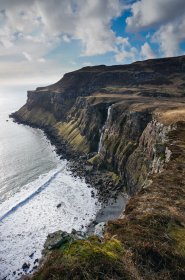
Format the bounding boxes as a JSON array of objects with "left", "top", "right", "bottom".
[
  {"left": 31, "top": 121, "right": 185, "bottom": 280},
  {"left": 20, "top": 55, "right": 185, "bottom": 120},
  {"left": 13, "top": 55, "right": 185, "bottom": 194},
  {"left": 13, "top": 56, "right": 185, "bottom": 279}
]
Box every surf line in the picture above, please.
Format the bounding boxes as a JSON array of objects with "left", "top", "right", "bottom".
[{"left": 0, "top": 169, "right": 62, "bottom": 222}]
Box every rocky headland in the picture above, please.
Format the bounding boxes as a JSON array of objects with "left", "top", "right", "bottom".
[{"left": 11, "top": 55, "right": 185, "bottom": 280}]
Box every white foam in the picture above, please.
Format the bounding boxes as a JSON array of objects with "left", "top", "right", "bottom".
[{"left": 0, "top": 161, "right": 101, "bottom": 279}]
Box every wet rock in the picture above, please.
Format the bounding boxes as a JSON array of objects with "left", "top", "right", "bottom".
[
  {"left": 91, "top": 190, "right": 95, "bottom": 198},
  {"left": 84, "top": 165, "right": 93, "bottom": 173},
  {"left": 94, "top": 222, "right": 106, "bottom": 237},
  {"left": 47, "top": 232, "right": 73, "bottom": 250},
  {"left": 22, "top": 262, "right": 30, "bottom": 271},
  {"left": 87, "top": 152, "right": 97, "bottom": 159},
  {"left": 56, "top": 203, "right": 62, "bottom": 208},
  {"left": 29, "top": 252, "right": 34, "bottom": 259},
  {"left": 80, "top": 155, "right": 87, "bottom": 160}
]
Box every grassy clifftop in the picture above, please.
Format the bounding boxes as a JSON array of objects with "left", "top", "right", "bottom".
[{"left": 25, "top": 122, "right": 185, "bottom": 280}]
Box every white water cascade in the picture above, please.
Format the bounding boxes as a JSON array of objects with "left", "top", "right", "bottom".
[{"left": 98, "top": 106, "right": 112, "bottom": 154}]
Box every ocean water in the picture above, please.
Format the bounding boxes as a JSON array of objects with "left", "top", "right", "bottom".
[{"left": 0, "top": 87, "right": 100, "bottom": 279}]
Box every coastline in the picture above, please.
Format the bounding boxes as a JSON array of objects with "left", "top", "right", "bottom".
[
  {"left": 10, "top": 112, "right": 126, "bottom": 205},
  {"left": 7, "top": 55, "right": 185, "bottom": 279},
  {"left": 8, "top": 113, "right": 128, "bottom": 278}
]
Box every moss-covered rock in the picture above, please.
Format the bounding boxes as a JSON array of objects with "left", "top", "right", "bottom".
[
  {"left": 55, "top": 121, "right": 90, "bottom": 153},
  {"left": 32, "top": 237, "right": 135, "bottom": 280}
]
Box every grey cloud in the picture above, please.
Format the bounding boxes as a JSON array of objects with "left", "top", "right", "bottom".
[
  {"left": 126, "top": 0, "right": 185, "bottom": 31},
  {"left": 0, "top": 0, "right": 127, "bottom": 56},
  {"left": 126, "top": 0, "right": 185, "bottom": 57}
]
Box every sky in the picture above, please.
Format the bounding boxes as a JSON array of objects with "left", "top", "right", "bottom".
[{"left": 0, "top": 0, "right": 185, "bottom": 87}]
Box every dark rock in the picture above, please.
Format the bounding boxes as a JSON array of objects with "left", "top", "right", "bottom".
[
  {"left": 91, "top": 190, "right": 95, "bottom": 198},
  {"left": 48, "top": 233, "right": 73, "bottom": 250},
  {"left": 80, "top": 155, "right": 87, "bottom": 160},
  {"left": 29, "top": 252, "right": 34, "bottom": 258},
  {"left": 87, "top": 152, "right": 97, "bottom": 159},
  {"left": 56, "top": 203, "right": 62, "bottom": 208},
  {"left": 22, "top": 262, "right": 30, "bottom": 270},
  {"left": 84, "top": 165, "right": 93, "bottom": 173}
]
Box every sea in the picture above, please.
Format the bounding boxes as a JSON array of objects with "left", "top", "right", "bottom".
[{"left": 0, "top": 86, "right": 101, "bottom": 279}]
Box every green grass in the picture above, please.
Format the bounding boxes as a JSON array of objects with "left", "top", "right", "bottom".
[{"left": 32, "top": 237, "right": 134, "bottom": 280}]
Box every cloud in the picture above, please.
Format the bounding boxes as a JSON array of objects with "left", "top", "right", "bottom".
[
  {"left": 115, "top": 47, "right": 137, "bottom": 63},
  {"left": 62, "top": 34, "right": 71, "bottom": 43},
  {"left": 74, "top": 0, "right": 124, "bottom": 56},
  {"left": 0, "top": 59, "right": 73, "bottom": 86},
  {"left": 0, "top": 0, "right": 133, "bottom": 85},
  {"left": 5, "top": 0, "right": 184, "bottom": 86},
  {"left": 126, "top": 0, "right": 185, "bottom": 57},
  {"left": 141, "top": 42, "right": 156, "bottom": 59},
  {"left": 36, "top": 0, "right": 125, "bottom": 56},
  {"left": 115, "top": 37, "right": 138, "bottom": 62},
  {"left": 126, "top": 0, "right": 185, "bottom": 31},
  {"left": 152, "top": 18, "right": 185, "bottom": 57},
  {"left": 37, "top": 57, "right": 46, "bottom": 63},
  {"left": 22, "top": 51, "right": 32, "bottom": 62}
]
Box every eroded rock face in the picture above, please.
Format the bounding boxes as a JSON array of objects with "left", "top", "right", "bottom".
[
  {"left": 12, "top": 55, "right": 185, "bottom": 194},
  {"left": 11, "top": 56, "right": 185, "bottom": 280},
  {"left": 20, "top": 55, "right": 185, "bottom": 120}
]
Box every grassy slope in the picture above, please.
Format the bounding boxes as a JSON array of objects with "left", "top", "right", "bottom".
[
  {"left": 29, "top": 121, "right": 185, "bottom": 280},
  {"left": 107, "top": 122, "right": 185, "bottom": 280},
  {"left": 16, "top": 105, "right": 90, "bottom": 153}
]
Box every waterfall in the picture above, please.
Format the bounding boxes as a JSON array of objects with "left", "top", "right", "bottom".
[{"left": 98, "top": 106, "right": 111, "bottom": 154}]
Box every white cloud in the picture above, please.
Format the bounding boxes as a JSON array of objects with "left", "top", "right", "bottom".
[
  {"left": 0, "top": 0, "right": 132, "bottom": 85},
  {"left": 126, "top": 0, "right": 185, "bottom": 31},
  {"left": 141, "top": 42, "right": 156, "bottom": 59},
  {"left": 115, "top": 47, "right": 137, "bottom": 63},
  {"left": 36, "top": 0, "right": 126, "bottom": 56},
  {"left": 74, "top": 0, "right": 124, "bottom": 56},
  {"left": 62, "top": 34, "right": 71, "bottom": 43},
  {"left": 37, "top": 57, "right": 46, "bottom": 63},
  {"left": 115, "top": 37, "right": 138, "bottom": 63},
  {"left": 22, "top": 51, "right": 32, "bottom": 62},
  {"left": 126, "top": 0, "right": 185, "bottom": 57},
  {"left": 153, "top": 18, "right": 185, "bottom": 57}
]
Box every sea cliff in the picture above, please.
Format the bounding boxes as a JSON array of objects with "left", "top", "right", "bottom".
[{"left": 12, "top": 55, "right": 185, "bottom": 280}]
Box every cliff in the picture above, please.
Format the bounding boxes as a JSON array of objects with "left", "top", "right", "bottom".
[{"left": 12, "top": 55, "right": 185, "bottom": 280}]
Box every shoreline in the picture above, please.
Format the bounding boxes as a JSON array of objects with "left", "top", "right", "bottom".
[
  {"left": 9, "top": 113, "right": 128, "bottom": 278},
  {"left": 10, "top": 113, "right": 126, "bottom": 205}
]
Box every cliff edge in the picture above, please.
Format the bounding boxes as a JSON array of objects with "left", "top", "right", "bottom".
[{"left": 12, "top": 55, "right": 185, "bottom": 280}]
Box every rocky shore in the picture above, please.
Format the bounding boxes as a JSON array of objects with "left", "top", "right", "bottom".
[
  {"left": 10, "top": 114, "right": 125, "bottom": 205},
  {"left": 10, "top": 55, "right": 185, "bottom": 279},
  {"left": 9, "top": 114, "right": 127, "bottom": 280}
]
